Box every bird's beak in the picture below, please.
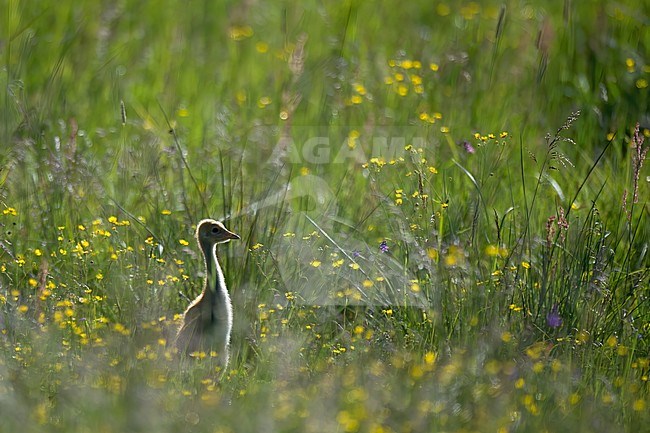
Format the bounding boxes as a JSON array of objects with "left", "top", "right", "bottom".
[{"left": 226, "top": 230, "right": 240, "bottom": 240}]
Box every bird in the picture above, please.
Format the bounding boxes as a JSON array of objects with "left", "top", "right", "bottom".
[{"left": 173, "top": 219, "right": 240, "bottom": 368}]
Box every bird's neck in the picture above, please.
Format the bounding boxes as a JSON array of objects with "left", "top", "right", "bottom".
[{"left": 200, "top": 240, "right": 227, "bottom": 302}]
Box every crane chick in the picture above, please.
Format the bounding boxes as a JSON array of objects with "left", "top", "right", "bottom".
[{"left": 173, "top": 219, "right": 239, "bottom": 368}]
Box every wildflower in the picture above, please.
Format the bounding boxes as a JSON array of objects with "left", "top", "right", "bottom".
[
  {"left": 353, "top": 83, "right": 366, "bottom": 95},
  {"left": 114, "top": 323, "right": 129, "bottom": 335},
  {"left": 258, "top": 96, "right": 272, "bottom": 108},
  {"left": 190, "top": 351, "right": 207, "bottom": 359},
  {"left": 485, "top": 245, "right": 507, "bottom": 257},
  {"left": 349, "top": 94, "right": 363, "bottom": 105},
  {"left": 576, "top": 330, "right": 590, "bottom": 345},
  {"left": 551, "top": 359, "right": 562, "bottom": 373},
  {"left": 443, "top": 245, "right": 464, "bottom": 267},
  {"left": 633, "top": 399, "right": 647, "bottom": 412},
  {"left": 424, "top": 351, "right": 437, "bottom": 365},
  {"left": 255, "top": 41, "right": 268, "bottom": 53},
  {"left": 395, "top": 189, "right": 403, "bottom": 205},
  {"left": 606, "top": 335, "right": 618, "bottom": 347},
  {"left": 461, "top": 140, "right": 475, "bottom": 154},
  {"left": 546, "top": 304, "right": 563, "bottom": 328},
  {"left": 426, "top": 248, "right": 438, "bottom": 261},
  {"left": 379, "top": 240, "right": 389, "bottom": 253},
  {"left": 228, "top": 25, "right": 253, "bottom": 41}
]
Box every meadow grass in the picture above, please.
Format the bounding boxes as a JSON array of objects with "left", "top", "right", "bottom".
[{"left": 1, "top": 1, "right": 648, "bottom": 432}]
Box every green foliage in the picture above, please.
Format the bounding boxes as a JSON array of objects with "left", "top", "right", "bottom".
[{"left": 1, "top": 1, "right": 648, "bottom": 432}]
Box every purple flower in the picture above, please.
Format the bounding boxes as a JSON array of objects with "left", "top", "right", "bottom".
[
  {"left": 461, "top": 140, "right": 475, "bottom": 154},
  {"left": 546, "top": 304, "right": 563, "bottom": 328},
  {"left": 379, "top": 240, "right": 389, "bottom": 253}
]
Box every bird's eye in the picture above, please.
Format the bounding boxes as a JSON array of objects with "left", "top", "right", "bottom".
[{"left": 211, "top": 226, "right": 221, "bottom": 234}]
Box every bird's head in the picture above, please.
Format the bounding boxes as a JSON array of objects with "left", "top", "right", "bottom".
[{"left": 196, "top": 219, "right": 240, "bottom": 245}]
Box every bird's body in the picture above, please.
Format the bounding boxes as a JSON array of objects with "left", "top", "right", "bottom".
[{"left": 174, "top": 219, "right": 239, "bottom": 368}]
